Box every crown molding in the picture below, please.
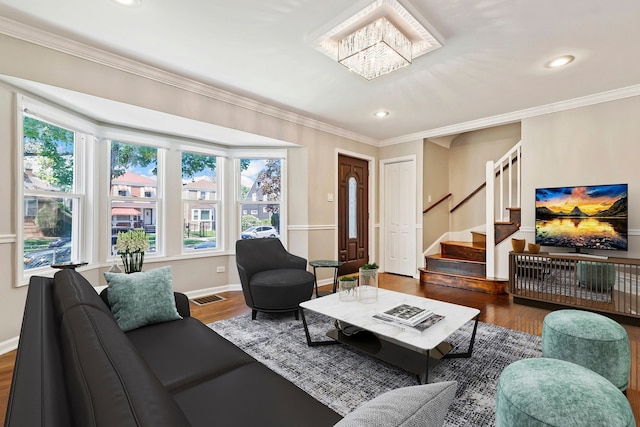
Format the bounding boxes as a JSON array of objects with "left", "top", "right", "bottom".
[
  {"left": 380, "top": 83, "right": 640, "bottom": 146},
  {"left": 0, "top": 16, "right": 377, "bottom": 146}
]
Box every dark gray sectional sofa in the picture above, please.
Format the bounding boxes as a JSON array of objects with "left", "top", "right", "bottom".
[{"left": 4, "top": 269, "right": 342, "bottom": 426}]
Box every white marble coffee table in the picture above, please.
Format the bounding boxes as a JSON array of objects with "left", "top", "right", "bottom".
[{"left": 299, "top": 288, "right": 480, "bottom": 383}]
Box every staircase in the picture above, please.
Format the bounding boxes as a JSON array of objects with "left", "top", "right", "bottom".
[
  {"left": 421, "top": 142, "right": 522, "bottom": 294},
  {"left": 420, "top": 197, "right": 521, "bottom": 295}
]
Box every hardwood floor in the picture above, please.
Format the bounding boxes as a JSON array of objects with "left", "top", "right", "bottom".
[{"left": 1, "top": 273, "right": 638, "bottom": 423}]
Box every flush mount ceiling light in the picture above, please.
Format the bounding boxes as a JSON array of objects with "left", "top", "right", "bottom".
[
  {"left": 314, "top": 0, "right": 443, "bottom": 80},
  {"left": 113, "top": 0, "right": 142, "bottom": 7},
  {"left": 339, "top": 18, "right": 411, "bottom": 80},
  {"left": 374, "top": 110, "right": 390, "bottom": 118},
  {"left": 546, "top": 55, "right": 575, "bottom": 68}
]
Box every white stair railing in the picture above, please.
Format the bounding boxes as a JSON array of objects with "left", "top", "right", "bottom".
[{"left": 485, "top": 141, "right": 522, "bottom": 277}]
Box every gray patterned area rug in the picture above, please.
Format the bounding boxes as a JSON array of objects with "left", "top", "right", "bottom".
[{"left": 208, "top": 311, "right": 542, "bottom": 426}]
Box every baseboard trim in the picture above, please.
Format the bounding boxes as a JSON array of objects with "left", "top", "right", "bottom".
[
  {"left": 183, "top": 284, "right": 242, "bottom": 299},
  {"left": 0, "top": 336, "right": 19, "bottom": 355}
]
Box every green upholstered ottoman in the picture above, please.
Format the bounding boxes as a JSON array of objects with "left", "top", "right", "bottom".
[
  {"left": 542, "top": 309, "right": 630, "bottom": 391},
  {"left": 576, "top": 261, "right": 616, "bottom": 292},
  {"left": 496, "top": 358, "right": 635, "bottom": 427}
]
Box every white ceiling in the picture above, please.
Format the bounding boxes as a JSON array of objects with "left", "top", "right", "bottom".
[{"left": 1, "top": 0, "right": 640, "bottom": 146}]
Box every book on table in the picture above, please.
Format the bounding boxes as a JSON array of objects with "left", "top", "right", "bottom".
[
  {"left": 372, "top": 312, "right": 445, "bottom": 335},
  {"left": 377, "top": 303, "right": 434, "bottom": 326}
]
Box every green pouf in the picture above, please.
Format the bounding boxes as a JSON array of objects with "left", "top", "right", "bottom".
[
  {"left": 575, "top": 261, "right": 616, "bottom": 292},
  {"left": 542, "top": 309, "right": 630, "bottom": 391},
  {"left": 496, "top": 358, "right": 635, "bottom": 427}
]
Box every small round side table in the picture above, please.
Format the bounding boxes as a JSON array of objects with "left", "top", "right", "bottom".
[{"left": 309, "top": 260, "right": 344, "bottom": 297}]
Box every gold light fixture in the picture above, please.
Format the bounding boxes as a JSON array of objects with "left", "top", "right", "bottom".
[
  {"left": 339, "top": 18, "right": 412, "bottom": 80},
  {"left": 313, "top": 0, "right": 443, "bottom": 81}
]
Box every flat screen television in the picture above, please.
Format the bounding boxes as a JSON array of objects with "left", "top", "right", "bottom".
[{"left": 535, "top": 183, "right": 628, "bottom": 252}]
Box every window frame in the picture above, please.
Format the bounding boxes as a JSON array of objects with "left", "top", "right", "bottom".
[
  {"left": 180, "top": 147, "right": 224, "bottom": 254},
  {"left": 235, "top": 151, "right": 287, "bottom": 243},
  {"left": 17, "top": 95, "right": 97, "bottom": 284},
  {"left": 107, "top": 139, "right": 164, "bottom": 258}
]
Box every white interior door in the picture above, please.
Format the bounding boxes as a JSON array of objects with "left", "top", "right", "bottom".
[{"left": 383, "top": 159, "right": 416, "bottom": 276}]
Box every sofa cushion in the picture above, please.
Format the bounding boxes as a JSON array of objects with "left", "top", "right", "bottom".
[
  {"left": 334, "top": 381, "right": 458, "bottom": 427},
  {"left": 105, "top": 266, "right": 182, "bottom": 331},
  {"left": 59, "top": 304, "right": 191, "bottom": 427},
  {"left": 173, "top": 362, "right": 342, "bottom": 427},
  {"left": 249, "top": 269, "right": 315, "bottom": 310},
  {"left": 126, "top": 317, "right": 255, "bottom": 393}
]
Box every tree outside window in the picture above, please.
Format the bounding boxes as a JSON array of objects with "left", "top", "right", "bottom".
[
  {"left": 239, "top": 159, "right": 281, "bottom": 236},
  {"left": 22, "top": 115, "right": 80, "bottom": 271}
]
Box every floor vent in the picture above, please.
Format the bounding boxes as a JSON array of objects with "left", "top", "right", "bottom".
[{"left": 192, "top": 294, "right": 226, "bottom": 306}]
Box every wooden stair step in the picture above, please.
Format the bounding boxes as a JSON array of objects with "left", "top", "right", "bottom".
[
  {"left": 419, "top": 268, "right": 508, "bottom": 295},
  {"left": 425, "top": 254, "right": 486, "bottom": 278},
  {"left": 440, "top": 241, "right": 485, "bottom": 262}
]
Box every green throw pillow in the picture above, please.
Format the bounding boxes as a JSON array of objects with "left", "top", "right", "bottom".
[{"left": 104, "top": 266, "right": 182, "bottom": 332}]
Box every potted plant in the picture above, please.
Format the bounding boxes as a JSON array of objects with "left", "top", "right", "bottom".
[
  {"left": 116, "top": 229, "right": 149, "bottom": 274},
  {"left": 359, "top": 262, "right": 378, "bottom": 303},
  {"left": 338, "top": 275, "right": 358, "bottom": 302}
]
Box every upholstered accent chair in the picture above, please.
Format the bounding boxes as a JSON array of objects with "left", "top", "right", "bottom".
[{"left": 235, "top": 238, "right": 315, "bottom": 320}]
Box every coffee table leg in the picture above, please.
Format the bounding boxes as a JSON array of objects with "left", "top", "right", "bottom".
[
  {"left": 419, "top": 357, "right": 430, "bottom": 384},
  {"left": 300, "top": 308, "right": 339, "bottom": 347},
  {"left": 442, "top": 314, "right": 480, "bottom": 359}
]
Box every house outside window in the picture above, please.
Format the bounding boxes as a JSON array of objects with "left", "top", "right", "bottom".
[
  {"left": 109, "top": 141, "right": 159, "bottom": 254},
  {"left": 21, "top": 113, "right": 83, "bottom": 272},
  {"left": 182, "top": 151, "right": 219, "bottom": 251}
]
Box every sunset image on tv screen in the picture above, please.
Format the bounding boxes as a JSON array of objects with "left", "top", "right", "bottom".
[{"left": 535, "top": 184, "right": 628, "bottom": 250}]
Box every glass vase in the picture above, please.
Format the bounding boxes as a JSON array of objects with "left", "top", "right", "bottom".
[
  {"left": 358, "top": 268, "right": 378, "bottom": 303},
  {"left": 121, "top": 251, "right": 145, "bottom": 274},
  {"left": 338, "top": 279, "right": 358, "bottom": 301}
]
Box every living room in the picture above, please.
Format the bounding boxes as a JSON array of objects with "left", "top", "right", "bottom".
[{"left": 0, "top": 0, "right": 639, "bottom": 425}]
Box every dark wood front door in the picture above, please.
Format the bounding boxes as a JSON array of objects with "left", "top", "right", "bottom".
[{"left": 337, "top": 154, "right": 369, "bottom": 275}]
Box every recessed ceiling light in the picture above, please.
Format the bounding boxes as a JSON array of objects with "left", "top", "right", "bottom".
[
  {"left": 113, "top": 0, "right": 141, "bottom": 7},
  {"left": 546, "top": 55, "right": 575, "bottom": 68},
  {"left": 374, "top": 111, "right": 389, "bottom": 118}
]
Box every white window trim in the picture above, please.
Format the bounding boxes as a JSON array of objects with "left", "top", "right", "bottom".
[
  {"left": 233, "top": 151, "right": 287, "bottom": 245},
  {"left": 17, "top": 95, "right": 93, "bottom": 286},
  {"left": 180, "top": 149, "right": 224, "bottom": 253},
  {"left": 107, "top": 139, "right": 164, "bottom": 257}
]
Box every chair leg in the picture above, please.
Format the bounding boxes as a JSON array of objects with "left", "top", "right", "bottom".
[
  {"left": 251, "top": 309, "right": 257, "bottom": 320},
  {"left": 294, "top": 309, "right": 299, "bottom": 320}
]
